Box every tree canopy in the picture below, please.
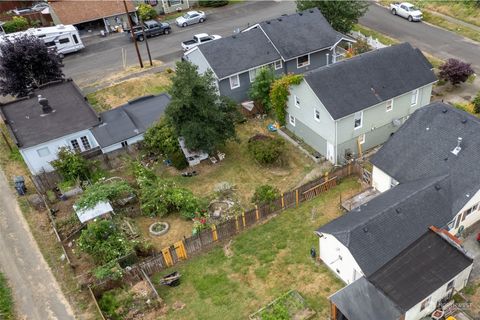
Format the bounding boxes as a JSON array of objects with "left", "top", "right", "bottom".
[
  {"left": 296, "top": 0, "right": 368, "bottom": 34},
  {"left": 0, "top": 35, "right": 64, "bottom": 97},
  {"left": 166, "top": 61, "right": 238, "bottom": 153}
]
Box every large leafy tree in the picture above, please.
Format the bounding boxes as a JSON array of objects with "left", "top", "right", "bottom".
[
  {"left": 248, "top": 67, "right": 276, "bottom": 113},
  {"left": 166, "top": 61, "right": 238, "bottom": 153},
  {"left": 0, "top": 35, "right": 63, "bottom": 97},
  {"left": 438, "top": 58, "right": 474, "bottom": 86},
  {"left": 296, "top": 0, "right": 368, "bottom": 34}
]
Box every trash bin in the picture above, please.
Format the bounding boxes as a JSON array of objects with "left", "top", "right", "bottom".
[{"left": 14, "top": 176, "right": 26, "bottom": 196}]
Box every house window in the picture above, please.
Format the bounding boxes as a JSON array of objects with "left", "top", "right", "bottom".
[
  {"left": 297, "top": 54, "right": 310, "bottom": 68},
  {"left": 314, "top": 108, "right": 320, "bottom": 121},
  {"left": 229, "top": 74, "right": 240, "bottom": 89},
  {"left": 411, "top": 89, "right": 419, "bottom": 106},
  {"left": 274, "top": 60, "right": 282, "bottom": 70},
  {"left": 45, "top": 41, "right": 55, "bottom": 47},
  {"left": 37, "top": 147, "right": 50, "bottom": 157},
  {"left": 386, "top": 99, "right": 393, "bottom": 112},
  {"left": 70, "top": 139, "right": 81, "bottom": 153},
  {"left": 249, "top": 68, "right": 259, "bottom": 83},
  {"left": 59, "top": 38, "right": 70, "bottom": 44},
  {"left": 420, "top": 296, "right": 431, "bottom": 311},
  {"left": 121, "top": 141, "right": 128, "bottom": 148},
  {"left": 447, "top": 279, "right": 455, "bottom": 291},
  {"left": 354, "top": 111, "right": 363, "bottom": 129},
  {"left": 289, "top": 115, "right": 296, "bottom": 126},
  {"left": 454, "top": 215, "right": 462, "bottom": 229},
  {"left": 294, "top": 95, "right": 300, "bottom": 108},
  {"left": 358, "top": 134, "right": 365, "bottom": 145},
  {"left": 81, "top": 136, "right": 91, "bottom": 150},
  {"left": 168, "top": 0, "right": 183, "bottom": 6},
  {"left": 390, "top": 178, "right": 399, "bottom": 188}
]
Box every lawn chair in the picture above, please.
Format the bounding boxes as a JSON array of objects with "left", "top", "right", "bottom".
[
  {"left": 217, "top": 151, "right": 225, "bottom": 161},
  {"left": 210, "top": 156, "right": 218, "bottom": 164}
]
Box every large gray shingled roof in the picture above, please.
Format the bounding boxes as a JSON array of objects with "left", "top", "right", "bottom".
[
  {"left": 0, "top": 80, "right": 100, "bottom": 148},
  {"left": 305, "top": 43, "right": 437, "bottom": 120}
]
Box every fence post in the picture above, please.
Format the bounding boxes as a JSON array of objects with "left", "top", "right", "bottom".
[
  {"left": 255, "top": 205, "right": 259, "bottom": 221},
  {"left": 296, "top": 189, "right": 299, "bottom": 206},
  {"left": 161, "top": 247, "right": 173, "bottom": 267},
  {"left": 174, "top": 240, "right": 188, "bottom": 260},
  {"left": 211, "top": 224, "right": 218, "bottom": 241},
  {"left": 281, "top": 193, "right": 285, "bottom": 209},
  {"left": 242, "top": 212, "right": 246, "bottom": 227},
  {"left": 88, "top": 286, "right": 106, "bottom": 320},
  {"left": 235, "top": 216, "right": 239, "bottom": 233},
  {"left": 348, "top": 162, "right": 352, "bottom": 176}
]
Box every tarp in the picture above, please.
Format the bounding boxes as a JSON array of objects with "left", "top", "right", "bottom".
[{"left": 74, "top": 201, "right": 113, "bottom": 223}]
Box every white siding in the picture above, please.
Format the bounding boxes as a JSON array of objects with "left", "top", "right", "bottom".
[
  {"left": 184, "top": 47, "right": 211, "bottom": 75},
  {"left": 20, "top": 130, "right": 98, "bottom": 175},
  {"left": 450, "top": 189, "right": 480, "bottom": 234},
  {"left": 101, "top": 134, "right": 144, "bottom": 153},
  {"left": 319, "top": 233, "right": 364, "bottom": 284},
  {"left": 372, "top": 165, "right": 393, "bottom": 193},
  {"left": 404, "top": 264, "right": 473, "bottom": 320}
]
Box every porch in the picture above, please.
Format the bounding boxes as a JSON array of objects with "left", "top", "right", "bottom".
[{"left": 341, "top": 187, "right": 380, "bottom": 211}]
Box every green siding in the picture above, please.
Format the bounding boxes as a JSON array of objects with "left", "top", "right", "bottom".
[{"left": 286, "top": 116, "right": 328, "bottom": 157}]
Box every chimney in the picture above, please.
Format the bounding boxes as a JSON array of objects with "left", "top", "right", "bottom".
[
  {"left": 38, "top": 95, "right": 52, "bottom": 114},
  {"left": 451, "top": 137, "right": 462, "bottom": 156}
]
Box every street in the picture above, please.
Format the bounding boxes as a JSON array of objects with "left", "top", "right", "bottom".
[
  {"left": 360, "top": 3, "right": 480, "bottom": 69},
  {"left": 0, "top": 170, "right": 75, "bottom": 320}
]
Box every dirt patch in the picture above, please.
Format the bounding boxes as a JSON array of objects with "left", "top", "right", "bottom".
[{"left": 223, "top": 240, "right": 234, "bottom": 258}]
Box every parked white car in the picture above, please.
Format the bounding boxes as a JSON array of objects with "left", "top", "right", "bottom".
[
  {"left": 175, "top": 11, "right": 206, "bottom": 27},
  {"left": 181, "top": 33, "right": 221, "bottom": 51},
  {"left": 390, "top": 2, "right": 423, "bottom": 22}
]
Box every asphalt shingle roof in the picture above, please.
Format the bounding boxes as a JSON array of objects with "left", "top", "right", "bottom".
[
  {"left": 0, "top": 80, "right": 100, "bottom": 148},
  {"left": 317, "top": 175, "right": 454, "bottom": 276},
  {"left": 198, "top": 28, "right": 280, "bottom": 79},
  {"left": 330, "top": 277, "right": 402, "bottom": 320},
  {"left": 305, "top": 43, "right": 437, "bottom": 120},
  {"left": 371, "top": 102, "right": 480, "bottom": 215},
  {"left": 259, "top": 8, "right": 343, "bottom": 60},
  {"left": 369, "top": 229, "right": 473, "bottom": 311},
  {"left": 91, "top": 94, "right": 170, "bottom": 148}
]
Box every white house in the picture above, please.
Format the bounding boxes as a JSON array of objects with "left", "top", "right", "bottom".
[
  {"left": 316, "top": 102, "right": 480, "bottom": 285},
  {"left": 329, "top": 228, "right": 474, "bottom": 320}
]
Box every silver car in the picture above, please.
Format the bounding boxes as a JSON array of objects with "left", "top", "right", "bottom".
[{"left": 175, "top": 10, "right": 206, "bottom": 27}]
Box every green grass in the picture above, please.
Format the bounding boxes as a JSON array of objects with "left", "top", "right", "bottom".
[
  {"left": 141, "top": 178, "right": 361, "bottom": 320},
  {"left": 353, "top": 24, "right": 399, "bottom": 46},
  {"left": 0, "top": 273, "right": 15, "bottom": 320},
  {"left": 422, "top": 11, "right": 480, "bottom": 43}
]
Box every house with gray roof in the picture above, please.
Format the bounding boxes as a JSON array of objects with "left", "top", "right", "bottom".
[
  {"left": 184, "top": 8, "right": 353, "bottom": 102},
  {"left": 285, "top": 42, "right": 437, "bottom": 165},
  {"left": 316, "top": 102, "right": 480, "bottom": 286},
  {"left": 330, "top": 228, "right": 473, "bottom": 320},
  {"left": 91, "top": 94, "right": 170, "bottom": 153}
]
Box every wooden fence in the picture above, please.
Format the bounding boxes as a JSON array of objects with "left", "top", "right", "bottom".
[{"left": 90, "top": 161, "right": 363, "bottom": 296}]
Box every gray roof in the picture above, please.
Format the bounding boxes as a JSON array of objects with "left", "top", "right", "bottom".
[
  {"left": 259, "top": 8, "right": 344, "bottom": 60},
  {"left": 0, "top": 80, "right": 100, "bottom": 148},
  {"left": 317, "top": 175, "right": 454, "bottom": 276},
  {"left": 198, "top": 28, "right": 280, "bottom": 79},
  {"left": 330, "top": 277, "right": 402, "bottom": 320},
  {"left": 371, "top": 102, "right": 480, "bottom": 215},
  {"left": 305, "top": 43, "right": 437, "bottom": 120},
  {"left": 369, "top": 229, "right": 473, "bottom": 311},
  {"left": 91, "top": 94, "right": 170, "bottom": 148}
]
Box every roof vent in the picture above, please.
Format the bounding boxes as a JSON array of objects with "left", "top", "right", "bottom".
[
  {"left": 442, "top": 109, "right": 448, "bottom": 113},
  {"left": 277, "top": 18, "right": 282, "bottom": 21},
  {"left": 395, "top": 208, "right": 401, "bottom": 214},
  {"left": 281, "top": 14, "right": 287, "bottom": 16},
  {"left": 38, "top": 95, "right": 52, "bottom": 114},
  {"left": 363, "top": 227, "right": 368, "bottom": 233},
  {"left": 266, "top": 21, "right": 271, "bottom": 24},
  {"left": 451, "top": 137, "right": 462, "bottom": 156},
  {"left": 435, "top": 185, "right": 441, "bottom": 191},
  {"left": 298, "top": 12, "right": 303, "bottom": 16},
  {"left": 309, "top": 9, "right": 314, "bottom": 13},
  {"left": 462, "top": 119, "right": 467, "bottom": 124},
  {"left": 232, "top": 35, "right": 236, "bottom": 39},
  {"left": 444, "top": 157, "right": 448, "bottom": 161}
]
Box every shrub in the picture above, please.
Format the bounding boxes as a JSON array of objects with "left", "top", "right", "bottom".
[
  {"left": 248, "top": 67, "right": 276, "bottom": 113},
  {"left": 170, "top": 149, "right": 188, "bottom": 170},
  {"left": 439, "top": 58, "right": 475, "bottom": 85},
  {"left": 199, "top": 0, "right": 229, "bottom": 7},
  {"left": 352, "top": 38, "right": 371, "bottom": 55},
  {"left": 247, "top": 135, "right": 285, "bottom": 165},
  {"left": 51, "top": 147, "right": 91, "bottom": 182},
  {"left": 3, "top": 16, "right": 29, "bottom": 33},
  {"left": 270, "top": 74, "right": 303, "bottom": 125},
  {"left": 251, "top": 185, "right": 280, "bottom": 205},
  {"left": 75, "top": 180, "right": 135, "bottom": 210},
  {"left": 473, "top": 92, "right": 480, "bottom": 114},
  {"left": 137, "top": 3, "right": 157, "bottom": 21}
]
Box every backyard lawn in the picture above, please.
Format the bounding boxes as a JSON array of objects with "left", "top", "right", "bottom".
[
  {"left": 0, "top": 272, "right": 14, "bottom": 320},
  {"left": 144, "top": 178, "right": 362, "bottom": 320}
]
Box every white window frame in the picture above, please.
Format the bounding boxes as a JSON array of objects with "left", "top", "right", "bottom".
[
  {"left": 294, "top": 95, "right": 300, "bottom": 108},
  {"left": 354, "top": 111, "right": 363, "bottom": 130},
  {"left": 229, "top": 74, "right": 240, "bottom": 89},
  {"left": 289, "top": 115, "right": 296, "bottom": 126},
  {"left": 297, "top": 54, "right": 310, "bottom": 68},
  {"left": 420, "top": 296, "right": 431, "bottom": 311},
  {"left": 80, "top": 136, "right": 91, "bottom": 151},
  {"left": 37, "top": 147, "right": 51, "bottom": 157},
  {"left": 274, "top": 60, "right": 282, "bottom": 70},
  {"left": 411, "top": 89, "right": 419, "bottom": 106},
  {"left": 249, "top": 69, "right": 256, "bottom": 83},
  {"left": 358, "top": 134, "right": 365, "bottom": 145},
  {"left": 314, "top": 108, "right": 320, "bottom": 122},
  {"left": 386, "top": 99, "right": 393, "bottom": 112}
]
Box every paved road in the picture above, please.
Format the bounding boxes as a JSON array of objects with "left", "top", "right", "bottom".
[
  {"left": 360, "top": 4, "right": 480, "bottom": 69},
  {"left": 63, "top": 1, "right": 296, "bottom": 86},
  {"left": 0, "top": 170, "right": 75, "bottom": 320}
]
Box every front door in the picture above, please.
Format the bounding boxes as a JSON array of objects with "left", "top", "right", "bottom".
[{"left": 326, "top": 142, "right": 335, "bottom": 163}]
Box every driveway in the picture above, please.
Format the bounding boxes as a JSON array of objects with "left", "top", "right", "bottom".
[
  {"left": 462, "top": 223, "right": 480, "bottom": 282},
  {"left": 0, "top": 170, "right": 75, "bottom": 320}
]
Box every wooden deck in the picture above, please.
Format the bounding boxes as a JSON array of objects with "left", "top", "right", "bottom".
[{"left": 341, "top": 187, "right": 380, "bottom": 211}]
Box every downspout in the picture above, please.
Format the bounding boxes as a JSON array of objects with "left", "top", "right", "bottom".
[{"left": 335, "top": 120, "right": 338, "bottom": 165}]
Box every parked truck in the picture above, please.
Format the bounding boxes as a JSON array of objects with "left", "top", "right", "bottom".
[
  {"left": 127, "top": 20, "right": 171, "bottom": 41},
  {"left": 181, "top": 33, "right": 221, "bottom": 51},
  {"left": 390, "top": 2, "right": 423, "bottom": 22}
]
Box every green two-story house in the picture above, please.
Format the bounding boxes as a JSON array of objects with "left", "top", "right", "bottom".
[{"left": 285, "top": 43, "right": 437, "bottom": 164}]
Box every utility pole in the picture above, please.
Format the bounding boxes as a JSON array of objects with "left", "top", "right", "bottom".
[
  {"left": 123, "top": 0, "right": 143, "bottom": 68},
  {"left": 139, "top": 17, "right": 153, "bottom": 67}
]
